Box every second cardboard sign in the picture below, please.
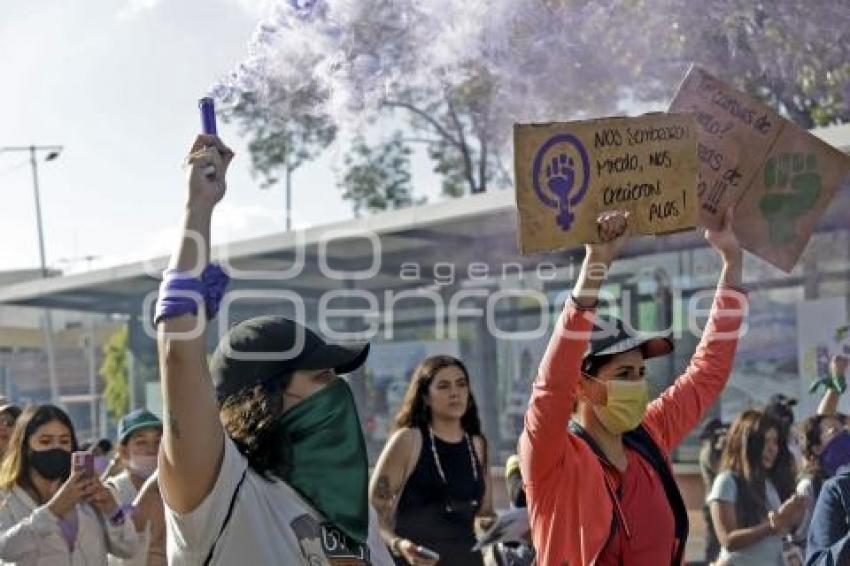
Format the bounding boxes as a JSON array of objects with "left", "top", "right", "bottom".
[
  {"left": 670, "top": 66, "right": 850, "bottom": 272},
  {"left": 514, "top": 113, "right": 699, "bottom": 255}
]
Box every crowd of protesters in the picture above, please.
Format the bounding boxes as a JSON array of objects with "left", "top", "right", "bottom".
[
  {"left": 697, "top": 356, "right": 850, "bottom": 566},
  {"left": 0, "top": 133, "right": 849, "bottom": 566}
]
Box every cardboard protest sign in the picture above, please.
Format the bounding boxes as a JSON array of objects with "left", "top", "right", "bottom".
[
  {"left": 733, "top": 126, "right": 850, "bottom": 272},
  {"left": 514, "top": 114, "right": 699, "bottom": 255},
  {"left": 669, "top": 66, "right": 784, "bottom": 230},
  {"left": 670, "top": 65, "right": 850, "bottom": 272}
]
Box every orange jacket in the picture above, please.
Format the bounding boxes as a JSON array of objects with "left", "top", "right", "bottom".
[{"left": 519, "top": 286, "right": 747, "bottom": 566}]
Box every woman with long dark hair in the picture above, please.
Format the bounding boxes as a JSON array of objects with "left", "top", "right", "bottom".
[
  {"left": 708, "top": 409, "right": 806, "bottom": 565},
  {"left": 0, "top": 405, "right": 137, "bottom": 565},
  {"left": 370, "top": 355, "right": 495, "bottom": 566}
]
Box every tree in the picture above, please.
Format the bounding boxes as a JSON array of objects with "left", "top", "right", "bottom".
[
  {"left": 383, "top": 73, "right": 509, "bottom": 196},
  {"left": 620, "top": 1, "right": 850, "bottom": 128},
  {"left": 338, "top": 131, "right": 423, "bottom": 216},
  {"left": 218, "top": 0, "right": 850, "bottom": 200},
  {"left": 99, "top": 326, "right": 129, "bottom": 422},
  {"left": 223, "top": 80, "right": 337, "bottom": 190}
]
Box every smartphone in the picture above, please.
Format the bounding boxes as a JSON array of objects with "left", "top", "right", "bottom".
[
  {"left": 416, "top": 546, "right": 440, "bottom": 561},
  {"left": 72, "top": 451, "right": 94, "bottom": 479}
]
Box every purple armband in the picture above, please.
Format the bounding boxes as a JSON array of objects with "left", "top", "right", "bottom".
[
  {"left": 201, "top": 263, "right": 229, "bottom": 319},
  {"left": 154, "top": 263, "right": 229, "bottom": 324}
]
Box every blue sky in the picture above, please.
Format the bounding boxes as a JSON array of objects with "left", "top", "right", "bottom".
[{"left": 0, "top": 0, "right": 440, "bottom": 273}]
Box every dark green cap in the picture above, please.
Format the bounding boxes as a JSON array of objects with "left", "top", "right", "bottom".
[{"left": 118, "top": 409, "right": 162, "bottom": 444}]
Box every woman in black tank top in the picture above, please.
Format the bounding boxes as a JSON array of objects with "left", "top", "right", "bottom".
[{"left": 369, "top": 356, "right": 494, "bottom": 566}]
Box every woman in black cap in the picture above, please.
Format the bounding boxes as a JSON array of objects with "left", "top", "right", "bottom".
[
  {"left": 519, "top": 209, "right": 748, "bottom": 566},
  {"left": 369, "top": 355, "right": 495, "bottom": 566},
  {"left": 154, "top": 135, "right": 392, "bottom": 565}
]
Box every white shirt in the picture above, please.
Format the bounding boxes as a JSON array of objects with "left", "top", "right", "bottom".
[
  {"left": 106, "top": 471, "right": 151, "bottom": 566},
  {"left": 707, "top": 471, "right": 784, "bottom": 566},
  {"left": 0, "top": 485, "right": 138, "bottom": 566},
  {"left": 165, "top": 436, "right": 394, "bottom": 566}
]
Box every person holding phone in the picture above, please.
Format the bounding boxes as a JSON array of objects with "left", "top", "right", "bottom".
[
  {"left": 156, "top": 133, "right": 393, "bottom": 565},
  {"left": 370, "top": 355, "right": 496, "bottom": 565},
  {"left": 0, "top": 405, "right": 138, "bottom": 565},
  {"left": 519, "top": 209, "right": 748, "bottom": 565}
]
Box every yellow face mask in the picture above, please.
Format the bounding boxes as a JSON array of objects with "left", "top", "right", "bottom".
[{"left": 591, "top": 379, "right": 650, "bottom": 435}]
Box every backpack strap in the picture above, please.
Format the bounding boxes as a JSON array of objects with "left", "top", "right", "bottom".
[
  {"left": 623, "top": 425, "right": 689, "bottom": 566},
  {"left": 203, "top": 466, "right": 249, "bottom": 566},
  {"left": 568, "top": 421, "right": 631, "bottom": 540}
]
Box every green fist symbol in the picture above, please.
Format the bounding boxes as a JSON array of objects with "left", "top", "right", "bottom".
[{"left": 759, "top": 153, "right": 821, "bottom": 246}]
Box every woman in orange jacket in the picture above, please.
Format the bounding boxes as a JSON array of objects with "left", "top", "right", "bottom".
[{"left": 519, "top": 208, "right": 747, "bottom": 565}]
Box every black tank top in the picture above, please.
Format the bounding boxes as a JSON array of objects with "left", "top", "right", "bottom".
[{"left": 393, "top": 427, "right": 485, "bottom": 566}]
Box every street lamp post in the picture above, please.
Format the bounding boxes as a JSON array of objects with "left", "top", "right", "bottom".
[
  {"left": 283, "top": 140, "right": 293, "bottom": 232},
  {"left": 0, "top": 145, "right": 63, "bottom": 406}
]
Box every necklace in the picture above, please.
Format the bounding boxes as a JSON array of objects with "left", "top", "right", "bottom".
[{"left": 428, "top": 426, "right": 479, "bottom": 483}]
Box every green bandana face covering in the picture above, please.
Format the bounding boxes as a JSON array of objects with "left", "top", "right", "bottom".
[
  {"left": 591, "top": 379, "right": 650, "bottom": 435},
  {"left": 274, "top": 378, "right": 369, "bottom": 544}
]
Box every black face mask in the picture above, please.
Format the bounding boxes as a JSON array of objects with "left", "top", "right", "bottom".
[{"left": 29, "top": 448, "right": 71, "bottom": 481}]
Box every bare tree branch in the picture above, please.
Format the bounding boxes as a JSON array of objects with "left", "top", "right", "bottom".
[
  {"left": 478, "top": 131, "right": 487, "bottom": 194},
  {"left": 445, "top": 97, "right": 479, "bottom": 194},
  {"left": 399, "top": 137, "right": 443, "bottom": 145},
  {"left": 382, "top": 100, "right": 462, "bottom": 148}
]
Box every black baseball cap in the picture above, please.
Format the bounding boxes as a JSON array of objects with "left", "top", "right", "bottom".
[
  {"left": 584, "top": 314, "right": 674, "bottom": 361},
  {"left": 768, "top": 393, "right": 797, "bottom": 407},
  {"left": 765, "top": 393, "right": 797, "bottom": 425},
  {"left": 699, "top": 418, "right": 729, "bottom": 441},
  {"left": 210, "top": 315, "right": 370, "bottom": 403}
]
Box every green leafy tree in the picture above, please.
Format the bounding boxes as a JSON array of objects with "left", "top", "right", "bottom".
[
  {"left": 626, "top": 1, "right": 850, "bottom": 128},
  {"left": 339, "top": 131, "right": 424, "bottom": 216},
  {"left": 224, "top": 80, "right": 337, "bottom": 189},
  {"left": 225, "top": 0, "right": 849, "bottom": 207},
  {"left": 99, "top": 326, "right": 129, "bottom": 422}
]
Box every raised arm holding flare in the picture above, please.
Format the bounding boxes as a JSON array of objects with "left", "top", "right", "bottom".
[{"left": 156, "top": 134, "right": 391, "bottom": 565}]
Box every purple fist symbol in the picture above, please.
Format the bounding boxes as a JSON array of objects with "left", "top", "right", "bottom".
[{"left": 546, "top": 154, "right": 577, "bottom": 229}]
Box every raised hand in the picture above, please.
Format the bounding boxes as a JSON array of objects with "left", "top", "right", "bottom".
[
  {"left": 704, "top": 207, "right": 742, "bottom": 263},
  {"left": 832, "top": 355, "right": 849, "bottom": 383},
  {"left": 185, "top": 134, "right": 234, "bottom": 209},
  {"left": 585, "top": 210, "right": 630, "bottom": 266},
  {"left": 808, "top": 355, "right": 848, "bottom": 395}
]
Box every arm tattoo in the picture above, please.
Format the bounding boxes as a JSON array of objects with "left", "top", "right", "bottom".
[
  {"left": 374, "top": 475, "right": 397, "bottom": 524},
  {"left": 375, "top": 475, "right": 393, "bottom": 500}
]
